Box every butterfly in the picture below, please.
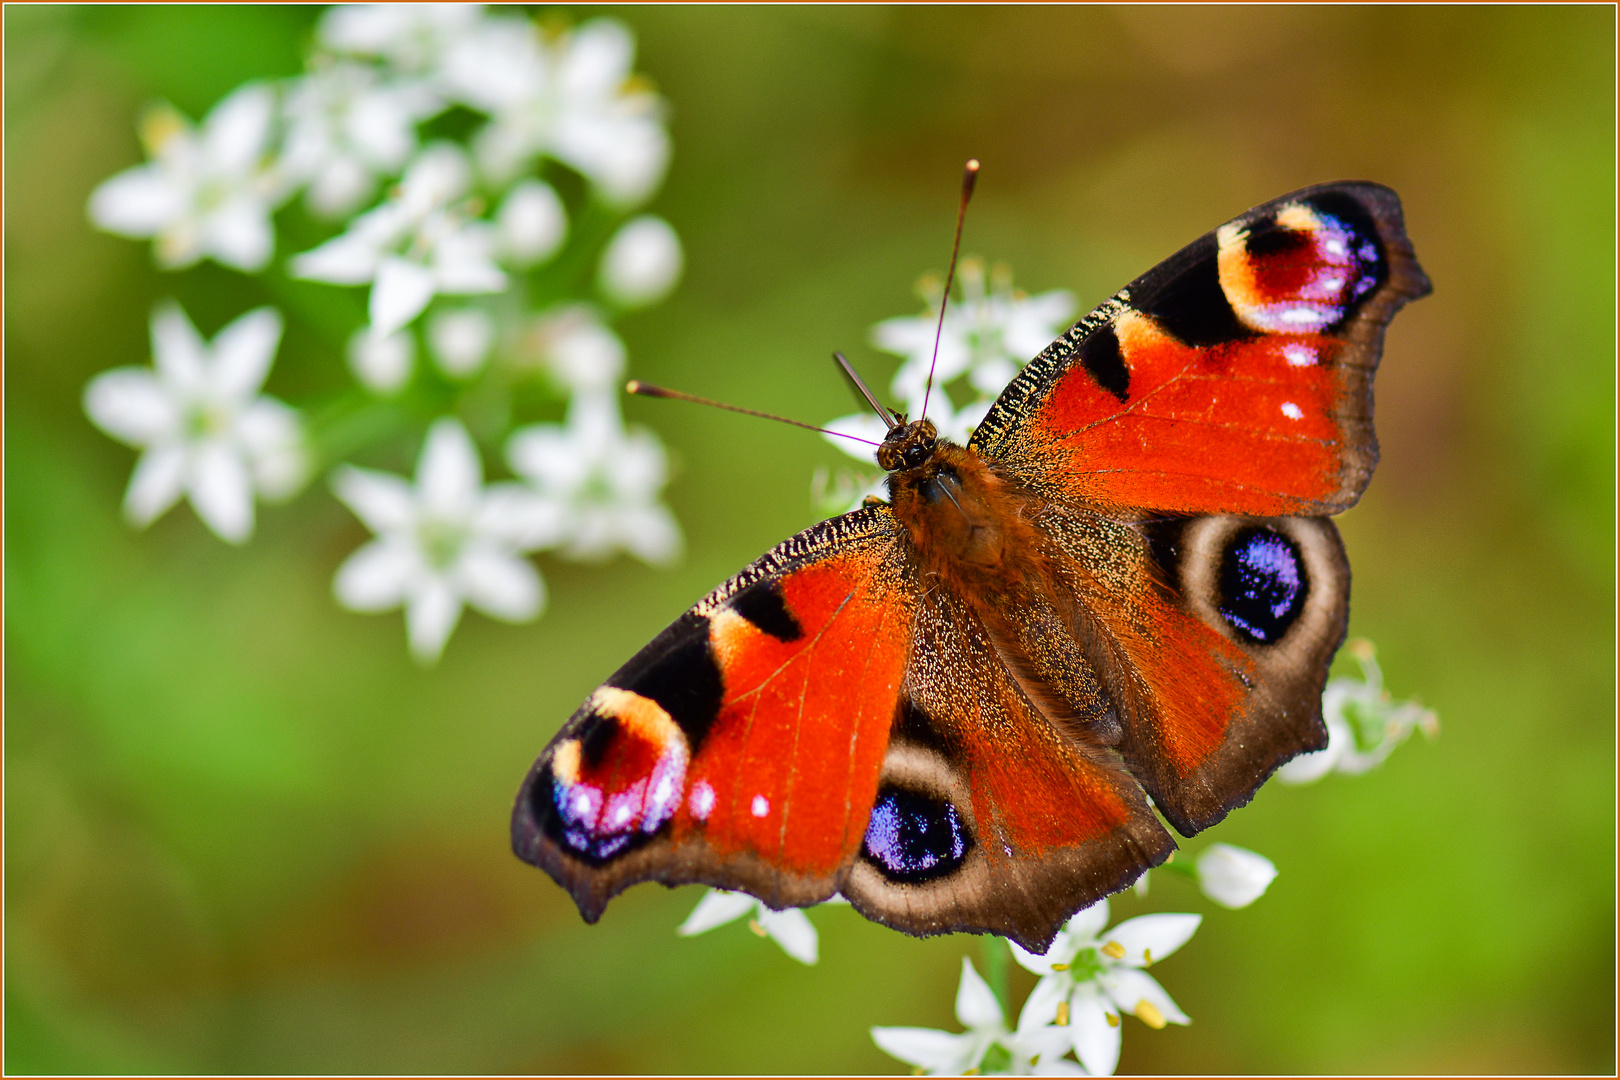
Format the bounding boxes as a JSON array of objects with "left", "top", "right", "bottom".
[{"left": 511, "top": 181, "right": 1430, "bottom": 952}]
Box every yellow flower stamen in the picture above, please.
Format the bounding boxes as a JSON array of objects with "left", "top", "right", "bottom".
[
  {"left": 1050, "top": 962, "right": 1070, "bottom": 971},
  {"left": 138, "top": 105, "right": 185, "bottom": 156},
  {"left": 1055, "top": 1000, "right": 1070, "bottom": 1027},
  {"left": 1105, "top": 1012, "right": 1120, "bottom": 1028},
  {"left": 1143, "top": 948, "right": 1154, "bottom": 967},
  {"left": 1134, "top": 1000, "right": 1167, "bottom": 1029},
  {"left": 747, "top": 918, "right": 768, "bottom": 938},
  {"left": 1101, "top": 941, "right": 1126, "bottom": 960}
]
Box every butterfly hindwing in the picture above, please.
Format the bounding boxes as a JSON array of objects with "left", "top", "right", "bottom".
[
  {"left": 1038, "top": 503, "right": 1350, "bottom": 835},
  {"left": 971, "top": 181, "right": 1431, "bottom": 516},
  {"left": 512, "top": 506, "right": 916, "bottom": 920},
  {"left": 843, "top": 580, "right": 1174, "bottom": 953}
]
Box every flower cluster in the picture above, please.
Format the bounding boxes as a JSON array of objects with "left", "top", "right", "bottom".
[
  {"left": 867, "top": 899, "right": 1202, "bottom": 1078},
  {"left": 820, "top": 258, "right": 1075, "bottom": 508},
  {"left": 85, "top": 4, "right": 685, "bottom": 662}
]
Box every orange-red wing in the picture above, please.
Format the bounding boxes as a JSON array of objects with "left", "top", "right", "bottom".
[
  {"left": 970, "top": 183, "right": 1430, "bottom": 516},
  {"left": 512, "top": 506, "right": 916, "bottom": 921}
]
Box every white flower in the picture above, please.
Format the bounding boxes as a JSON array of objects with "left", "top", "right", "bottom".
[
  {"left": 873, "top": 958, "right": 1082, "bottom": 1076},
  {"left": 84, "top": 301, "right": 306, "bottom": 544},
  {"left": 825, "top": 261, "right": 1074, "bottom": 473},
  {"left": 876, "top": 259, "right": 1075, "bottom": 410},
  {"left": 290, "top": 143, "right": 507, "bottom": 337},
  {"left": 331, "top": 417, "right": 563, "bottom": 663},
  {"left": 1011, "top": 900, "right": 1201, "bottom": 1077},
  {"left": 598, "top": 215, "right": 682, "bottom": 307},
  {"left": 347, "top": 325, "right": 415, "bottom": 395},
  {"left": 279, "top": 59, "right": 444, "bottom": 219},
  {"left": 507, "top": 390, "right": 682, "bottom": 566},
  {"left": 1277, "top": 639, "right": 1440, "bottom": 784},
  {"left": 1194, "top": 844, "right": 1278, "bottom": 909},
  {"left": 88, "top": 84, "right": 281, "bottom": 271},
  {"left": 442, "top": 16, "right": 670, "bottom": 204},
  {"left": 676, "top": 889, "right": 847, "bottom": 965},
  {"left": 496, "top": 179, "right": 567, "bottom": 267},
  {"left": 317, "top": 3, "right": 482, "bottom": 74},
  {"left": 427, "top": 307, "right": 496, "bottom": 379}
]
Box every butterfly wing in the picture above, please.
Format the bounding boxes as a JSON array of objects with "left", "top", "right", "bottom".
[
  {"left": 512, "top": 506, "right": 918, "bottom": 921},
  {"left": 842, "top": 579, "right": 1174, "bottom": 952},
  {"left": 1036, "top": 503, "right": 1352, "bottom": 835},
  {"left": 970, "top": 181, "right": 1431, "bottom": 515},
  {"left": 966, "top": 182, "right": 1428, "bottom": 834}
]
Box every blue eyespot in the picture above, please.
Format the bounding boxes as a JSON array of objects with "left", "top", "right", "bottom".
[
  {"left": 862, "top": 786, "right": 970, "bottom": 883},
  {"left": 1218, "top": 528, "right": 1306, "bottom": 644}
]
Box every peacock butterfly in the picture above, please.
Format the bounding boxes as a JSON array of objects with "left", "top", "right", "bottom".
[{"left": 511, "top": 179, "right": 1430, "bottom": 952}]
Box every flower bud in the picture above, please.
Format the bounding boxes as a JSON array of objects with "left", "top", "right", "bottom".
[
  {"left": 598, "top": 215, "right": 682, "bottom": 307},
  {"left": 348, "top": 326, "right": 415, "bottom": 394},
  {"left": 428, "top": 307, "right": 495, "bottom": 379},
  {"left": 497, "top": 180, "right": 567, "bottom": 267},
  {"left": 1195, "top": 844, "right": 1277, "bottom": 909}
]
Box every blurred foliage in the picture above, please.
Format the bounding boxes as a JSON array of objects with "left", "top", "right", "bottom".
[{"left": 5, "top": 5, "right": 1614, "bottom": 1074}]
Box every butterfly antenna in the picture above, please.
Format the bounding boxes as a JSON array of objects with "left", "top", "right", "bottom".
[
  {"left": 920, "top": 158, "right": 980, "bottom": 422},
  {"left": 627, "top": 381, "right": 883, "bottom": 446},
  {"left": 834, "top": 352, "right": 903, "bottom": 428}
]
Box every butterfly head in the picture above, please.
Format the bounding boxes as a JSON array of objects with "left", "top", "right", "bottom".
[{"left": 876, "top": 419, "right": 939, "bottom": 472}]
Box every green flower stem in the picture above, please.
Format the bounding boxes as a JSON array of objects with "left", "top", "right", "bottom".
[{"left": 982, "top": 934, "right": 1012, "bottom": 1016}]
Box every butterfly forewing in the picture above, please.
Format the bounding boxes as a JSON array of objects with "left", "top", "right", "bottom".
[
  {"left": 513, "top": 506, "right": 915, "bottom": 920},
  {"left": 971, "top": 182, "right": 1431, "bottom": 516}
]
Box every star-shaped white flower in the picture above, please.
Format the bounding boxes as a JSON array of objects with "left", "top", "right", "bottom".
[
  {"left": 317, "top": 3, "right": 483, "bottom": 75},
  {"left": 506, "top": 390, "right": 682, "bottom": 566},
  {"left": 88, "top": 84, "right": 282, "bottom": 272},
  {"left": 279, "top": 58, "right": 444, "bottom": 219},
  {"left": 331, "top": 417, "right": 562, "bottom": 663},
  {"left": 874, "top": 957, "right": 1084, "bottom": 1076},
  {"left": 676, "top": 889, "right": 848, "bottom": 965},
  {"left": 290, "top": 143, "right": 507, "bottom": 338},
  {"left": 876, "top": 259, "right": 1075, "bottom": 408},
  {"left": 1277, "top": 639, "right": 1440, "bottom": 784},
  {"left": 84, "top": 301, "right": 306, "bottom": 544},
  {"left": 1012, "top": 900, "right": 1201, "bottom": 1077},
  {"left": 824, "top": 261, "right": 1075, "bottom": 479},
  {"left": 441, "top": 16, "right": 670, "bottom": 203}
]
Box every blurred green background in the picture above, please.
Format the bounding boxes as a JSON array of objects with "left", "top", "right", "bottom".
[{"left": 6, "top": 5, "right": 1614, "bottom": 1074}]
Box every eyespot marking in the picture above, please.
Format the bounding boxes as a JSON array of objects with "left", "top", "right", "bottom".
[
  {"left": 1218, "top": 527, "right": 1307, "bottom": 644},
  {"left": 861, "top": 785, "right": 972, "bottom": 883},
  {"left": 1218, "top": 195, "right": 1389, "bottom": 335},
  {"left": 542, "top": 688, "right": 690, "bottom": 864}
]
